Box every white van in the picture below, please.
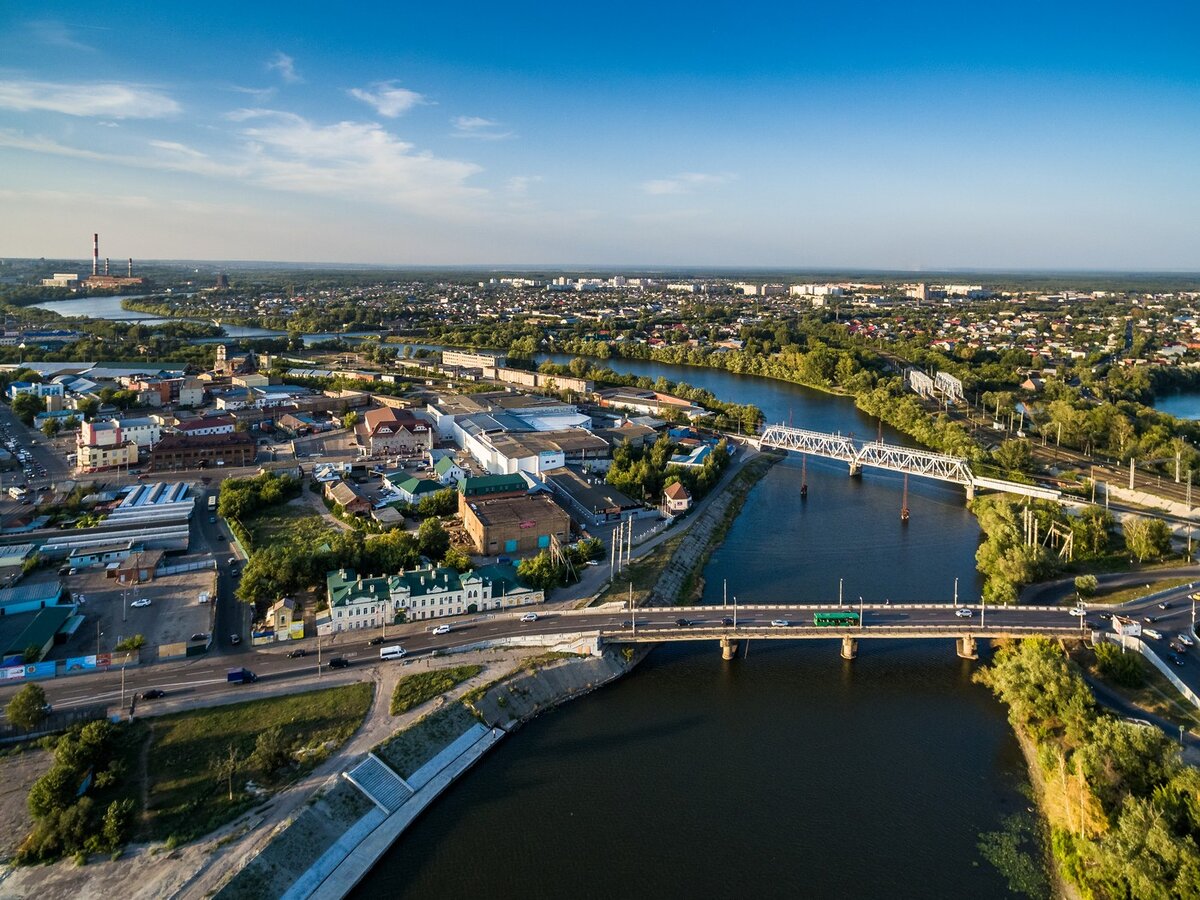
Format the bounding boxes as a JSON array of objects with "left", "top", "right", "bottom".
[{"left": 379, "top": 645, "right": 407, "bottom": 660}]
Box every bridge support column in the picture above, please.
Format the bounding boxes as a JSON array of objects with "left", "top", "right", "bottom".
[
  {"left": 965, "top": 482, "right": 975, "bottom": 502},
  {"left": 841, "top": 636, "right": 858, "bottom": 660},
  {"left": 720, "top": 637, "right": 738, "bottom": 661},
  {"left": 848, "top": 461, "right": 861, "bottom": 478},
  {"left": 957, "top": 635, "right": 978, "bottom": 660}
]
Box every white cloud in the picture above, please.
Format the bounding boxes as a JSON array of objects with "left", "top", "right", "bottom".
[
  {"left": 266, "top": 52, "right": 302, "bottom": 84},
  {"left": 0, "top": 80, "right": 179, "bottom": 118},
  {"left": 149, "top": 140, "right": 209, "bottom": 159},
  {"left": 641, "top": 172, "right": 735, "bottom": 196},
  {"left": 27, "top": 20, "right": 100, "bottom": 52},
  {"left": 506, "top": 175, "right": 542, "bottom": 195},
  {"left": 348, "top": 82, "right": 426, "bottom": 118},
  {"left": 451, "top": 116, "right": 513, "bottom": 140},
  {"left": 227, "top": 84, "right": 277, "bottom": 101}
]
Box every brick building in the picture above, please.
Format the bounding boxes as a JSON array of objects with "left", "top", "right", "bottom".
[
  {"left": 461, "top": 493, "right": 571, "bottom": 556},
  {"left": 149, "top": 432, "right": 256, "bottom": 471}
]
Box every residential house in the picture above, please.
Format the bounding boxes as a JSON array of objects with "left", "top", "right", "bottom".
[{"left": 663, "top": 481, "right": 692, "bottom": 515}]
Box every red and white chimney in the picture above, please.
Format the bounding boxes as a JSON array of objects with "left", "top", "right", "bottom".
[{"left": 92, "top": 233, "right": 99, "bottom": 276}]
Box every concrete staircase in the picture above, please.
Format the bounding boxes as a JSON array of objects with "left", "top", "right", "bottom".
[{"left": 342, "top": 754, "right": 413, "bottom": 813}]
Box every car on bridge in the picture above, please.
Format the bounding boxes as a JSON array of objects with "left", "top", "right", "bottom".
[
  {"left": 954, "top": 607, "right": 973, "bottom": 618},
  {"left": 675, "top": 618, "right": 691, "bottom": 627},
  {"left": 770, "top": 619, "right": 790, "bottom": 627},
  {"left": 721, "top": 617, "right": 734, "bottom": 626}
]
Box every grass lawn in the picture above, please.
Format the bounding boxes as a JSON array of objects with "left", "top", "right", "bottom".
[
  {"left": 594, "top": 533, "right": 684, "bottom": 607},
  {"left": 1089, "top": 577, "right": 1195, "bottom": 607},
  {"left": 142, "top": 683, "right": 373, "bottom": 843},
  {"left": 247, "top": 503, "right": 327, "bottom": 551},
  {"left": 390, "top": 665, "right": 483, "bottom": 715}
]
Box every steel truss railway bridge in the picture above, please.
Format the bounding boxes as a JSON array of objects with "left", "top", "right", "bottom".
[{"left": 752, "top": 423, "right": 1060, "bottom": 501}]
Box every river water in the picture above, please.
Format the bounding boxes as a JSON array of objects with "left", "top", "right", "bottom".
[
  {"left": 353, "top": 355, "right": 1041, "bottom": 899},
  {"left": 1153, "top": 390, "right": 1200, "bottom": 421}
]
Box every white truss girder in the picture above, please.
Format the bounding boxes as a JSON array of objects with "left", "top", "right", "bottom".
[{"left": 759, "top": 424, "right": 973, "bottom": 485}]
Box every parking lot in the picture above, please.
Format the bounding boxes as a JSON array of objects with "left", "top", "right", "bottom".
[{"left": 52, "top": 566, "right": 218, "bottom": 662}]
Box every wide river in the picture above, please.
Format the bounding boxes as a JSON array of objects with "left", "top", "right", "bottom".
[{"left": 353, "top": 355, "right": 1042, "bottom": 898}]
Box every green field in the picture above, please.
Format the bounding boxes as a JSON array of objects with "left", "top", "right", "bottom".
[
  {"left": 142, "top": 683, "right": 373, "bottom": 843},
  {"left": 247, "top": 502, "right": 327, "bottom": 550},
  {"left": 390, "top": 666, "right": 483, "bottom": 715}
]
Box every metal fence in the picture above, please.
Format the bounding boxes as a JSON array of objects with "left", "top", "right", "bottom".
[
  {"left": 0, "top": 703, "right": 109, "bottom": 744},
  {"left": 157, "top": 558, "right": 217, "bottom": 576}
]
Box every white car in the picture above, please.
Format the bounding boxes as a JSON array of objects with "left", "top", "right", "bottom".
[
  {"left": 431, "top": 624, "right": 451, "bottom": 635},
  {"left": 1178, "top": 633, "right": 1195, "bottom": 647},
  {"left": 519, "top": 612, "right": 538, "bottom": 623},
  {"left": 770, "top": 619, "right": 790, "bottom": 627},
  {"left": 954, "top": 607, "right": 973, "bottom": 618},
  {"left": 1068, "top": 607, "right": 1086, "bottom": 617},
  {"left": 130, "top": 598, "right": 152, "bottom": 608},
  {"left": 1143, "top": 629, "right": 1163, "bottom": 640}
]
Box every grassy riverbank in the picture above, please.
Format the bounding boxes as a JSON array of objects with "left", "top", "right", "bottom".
[
  {"left": 595, "top": 450, "right": 783, "bottom": 608},
  {"left": 976, "top": 638, "right": 1200, "bottom": 898}
]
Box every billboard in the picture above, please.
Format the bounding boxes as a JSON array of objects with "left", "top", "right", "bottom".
[
  {"left": 1111, "top": 615, "right": 1142, "bottom": 637},
  {"left": 3, "top": 665, "right": 26, "bottom": 680},
  {"left": 23, "top": 662, "right": 56, "bottom": 680}
]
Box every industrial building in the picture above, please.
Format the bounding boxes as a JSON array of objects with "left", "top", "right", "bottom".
[
  {"left": 461, "top": 493, "right": 571, "bottom": 556},
  {"left": 149, "top": 432, "right": 256, "bottom": 471}
]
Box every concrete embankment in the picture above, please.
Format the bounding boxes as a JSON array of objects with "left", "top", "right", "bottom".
[{"left": 227, "top": 647, "right": 648, "bottom": 900}]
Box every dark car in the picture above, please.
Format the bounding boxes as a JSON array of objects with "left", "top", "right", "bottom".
[
  {"left": 230, "top": 634, "right": 241, "bottom": 646},
  {"left": 1159, "top": 602, "right": 1172, "bottom": 610},
  {"left": 1171, "top": 655, "right": 1186, "bottom": 667},
  {"left": 286, "top": 648, "right": 306, "bottom": 658},
  {"left": 1144, "top": 616, "right": 1158, "bottom": 624},
  {"left": 328, "top": 657, "right": 350, "bottom": 669},
  {"left": 368, "top": 636, "right": 386, "bottom": 646},
  {"left": 675, "top": 617, "right": 690, "bottom": 627},
  {"left": 141, "top": 689, "right": 166, "bottom": 700},
  {"left": 722, "top": 617, "right": 734, "bottom": 626}
]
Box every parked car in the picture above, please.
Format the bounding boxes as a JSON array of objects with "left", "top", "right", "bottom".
[
  {"left": 327, "top": 657, "right": 350, "bottom": 669},
  {"left": 140, "top": 689, "right": 166, "bottom": 700}
]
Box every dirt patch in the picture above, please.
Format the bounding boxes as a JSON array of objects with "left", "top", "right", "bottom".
[{"left": 0, "top": 748, "right": 53, "bottom": 862}]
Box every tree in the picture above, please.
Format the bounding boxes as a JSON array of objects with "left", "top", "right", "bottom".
[
  {"left": 101, "top": 798, "right": 136, "bottom": 852},
  {"left": 212, "top": 743, "right": 242, "bottom": 802},
  {"left": 41, "top": 418, "right": 61, "bottom": 438},
  {"left": 417, "top": 517, "right": 450, "bottom": 562},
  {"left": 1074, "top": 574, "right": 1099, "bottom": 598},
  {"left": 342, "top": 411, "right": 359, "bottom": 430},
  {"left": 7, "top": 683, "right": 48, "bottom": 730},
  {"left": 416, "top": 488, "right": 456, "bottom": 518},
  {"left": 11, "top": 392, "right": 44, "bottom": 425},
  {"left": 1123, "top": 515, "right": 1173, "bottom": 562},
  {"left": 441, "top": 546, "right": 473, "bottom": 572},
  {"left": 993, "top": 439, "right": 1032, "bottom": 473}
]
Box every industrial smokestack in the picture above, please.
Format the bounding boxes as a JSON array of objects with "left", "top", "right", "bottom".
[
  {"left": 128, "top": 258, "right": 133, "bottom": 277},
  {"left": 92, "top": 233, "right": 99, "bottom": 276},
  {"left": 104, "top": 257, "right": 110, "bottom": 276}
]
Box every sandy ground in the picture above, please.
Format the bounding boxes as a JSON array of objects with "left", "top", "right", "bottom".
[
  {"left": 0, "top": 650, "right": 521, "bottom": 900},
  {"left": 0, "top": 750, "right": 53, "bottom": 865}
]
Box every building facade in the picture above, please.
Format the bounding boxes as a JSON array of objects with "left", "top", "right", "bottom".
[
  {"left": 149, "top": 432, "right": 256, "bottom": 471},
  {"left": 461, "top": 493, "right": 571, "bottom": 556}
]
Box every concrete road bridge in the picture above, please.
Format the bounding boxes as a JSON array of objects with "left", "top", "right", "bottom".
[
  {"left": 592, "top": 602, "right": 1091, "bottom": 660},
  {"left": 752, "top": 423, "right": 1060, "bottom": 501}
]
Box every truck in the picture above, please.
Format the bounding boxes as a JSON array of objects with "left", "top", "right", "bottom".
[
  {"left": 226, "top": 667, "right": 257, "bottom": 684},
  {"left": 208, "top": 495, "right": 218, "bottom": 511}
]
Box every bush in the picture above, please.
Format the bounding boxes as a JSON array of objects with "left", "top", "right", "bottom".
[
  {"left": 114, "top": 634, "right": 146, "bottom": 652},
  {"left": 1074, "top": 574, "right": 1098, "bottom": 598},
  {"left": 1094, "top": 641, "right": 1145, "bottom": 688},
  {"left": 250, "top": 726, "right": 293, "bottom": 778}
]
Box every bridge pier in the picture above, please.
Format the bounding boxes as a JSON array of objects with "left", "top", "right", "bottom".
[
  {"left": 720, "top": 637, "right": 738, "bottom": 660},
  {"left": 965, "top": 482, "right": 975, "bottom": 502},
  {"left": 848, "top": 461, "right": 861, "bottom": 478},
  {"left": 841, "top": 636, "right": 858, "bottom": 660},
  {"left": 956, "top": 635, "right": 978, "bottom": 660}
]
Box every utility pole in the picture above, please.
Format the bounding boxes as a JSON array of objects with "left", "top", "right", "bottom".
[
  {"left": 839, "top": 577, "right": 843, "bottom": 607},
  {"left": 1129, "top": 457, "right": 1135, "bottom": 491},
  {"left": 953, "top": 577, "right": 959, "bottom": 607}
]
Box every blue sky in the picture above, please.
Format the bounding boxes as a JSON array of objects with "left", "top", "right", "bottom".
[{"left": 1, "top": 1, "right": 1198, "bottom": 269}]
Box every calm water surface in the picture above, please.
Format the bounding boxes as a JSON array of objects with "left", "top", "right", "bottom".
[
  {"left": 354, "top": 357, "right": 1037, "bottom": 899},
  {"left": 1153, "top": 390, "right": 1200, "bottom": 421}
]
